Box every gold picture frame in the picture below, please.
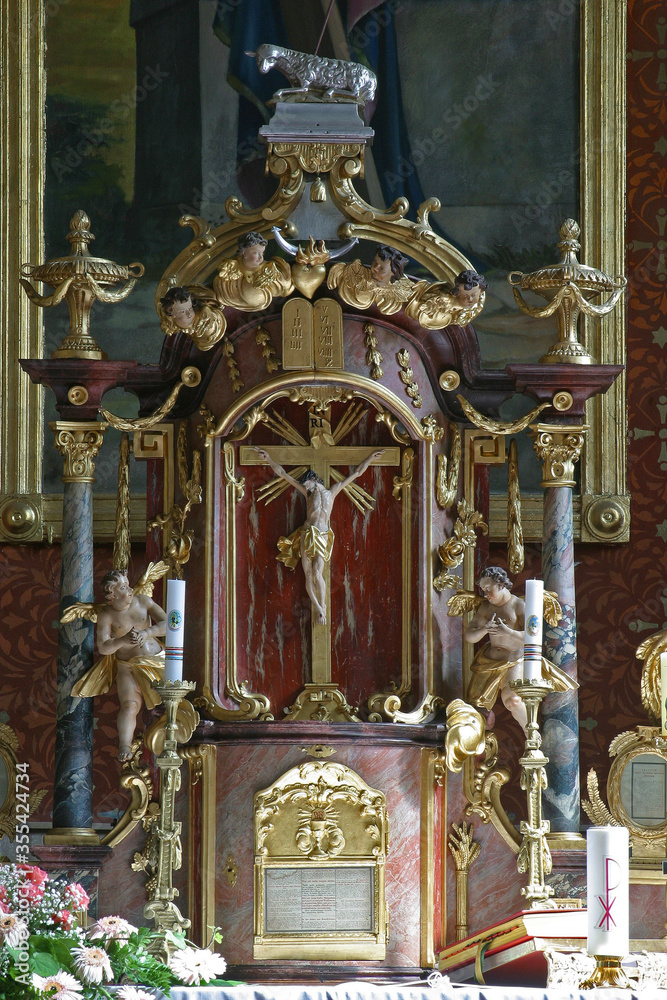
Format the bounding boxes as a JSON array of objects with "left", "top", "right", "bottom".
[{"left": 252, "top": 759, "right": 388, "bottom": 960}]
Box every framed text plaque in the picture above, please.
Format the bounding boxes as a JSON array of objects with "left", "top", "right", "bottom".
[{"left": 253, "top": 760, "right": 388, "bottom": 960}]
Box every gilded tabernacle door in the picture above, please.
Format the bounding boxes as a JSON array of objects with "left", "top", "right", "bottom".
[{"left": 200, "top": 313, "right": 450, "bottom": 725}]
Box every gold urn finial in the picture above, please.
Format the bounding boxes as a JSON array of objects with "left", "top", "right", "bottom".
[
  {"left": 20, "top": 210, "right": 145, "bottom": 360},
  {"left": 508, "top": 218, "right": 626, "bottom": 365}
]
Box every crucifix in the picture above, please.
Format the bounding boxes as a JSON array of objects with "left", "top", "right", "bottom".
[{"left": 239, "top": 400, "right": 400, "bottom": 719}]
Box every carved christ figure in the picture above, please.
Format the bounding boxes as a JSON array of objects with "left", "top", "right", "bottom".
[{"left": 254, "top": 447, "right": 384, "bottom": 625}]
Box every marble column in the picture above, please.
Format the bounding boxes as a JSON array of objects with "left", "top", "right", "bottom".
[
  {"left": 46, "top": 422, "right": 106, "bottom": 844},
  {"left": 530, "top": 422, "right": 586, "bottom": 841}
]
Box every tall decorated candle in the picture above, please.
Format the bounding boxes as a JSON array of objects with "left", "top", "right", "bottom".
[
  {"left": 164, "top": 579, "right": 186, "bottom": 682},
  {"left": 586, "top": 826, "right": 629, "bottom": 957},
  {"left": 523, "top": 579, "right": 544, "bottom": 681}
]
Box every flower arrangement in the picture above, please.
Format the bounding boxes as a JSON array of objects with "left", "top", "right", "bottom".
[{"left": 0, "top": 864, "right": 231, "bottom": 999}]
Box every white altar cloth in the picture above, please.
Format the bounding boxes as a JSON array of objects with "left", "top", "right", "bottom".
[{"left": 154, "top": 981, "right": 667, "bottom": 1000}]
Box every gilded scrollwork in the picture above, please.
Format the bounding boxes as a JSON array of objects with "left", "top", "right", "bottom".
[
  {"left": 434, "top": 499, "right": 488, "bottom": 593},
  {"left": 148, "top": 421, "right": 203, "bottom": 579},
  {"left": 444, "top": 700, "right": 486, "bottom": 773},
  {"left": 255, "top": 761, "right": 386, "bottom": 857},
  {"left": 100, "top": 740, "right": 155, "bottom": 849},
  {"left": 436, "top": 422, "right": 461, "bottom": 508},
  {"left": 222, "top": 442, "right": 245, "bottom": 501},
  {"left": 464, "top": 732, "right": 520, "bottom": 851}
]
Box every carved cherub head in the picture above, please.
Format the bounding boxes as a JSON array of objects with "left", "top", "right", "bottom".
[
  {"left": 370, "top": 245, "right": 409, "bottom": 286},
  {"left": 160, "top": 286, "right": 200, "bottom": 330},
  {"left": 238, "top": 231, "right": 268, "bottom": 270},
  {"left": 101, "top": 569, "right": 132, "bottom": 610},
  {"left": 478, "top": 565, "right": 512, "bottom": 604},
  {"left": 452, "top": 269, "right": 488, "bottom": 309}
]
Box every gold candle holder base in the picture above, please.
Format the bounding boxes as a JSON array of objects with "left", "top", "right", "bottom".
[
  {"left": 144, "top": 679, "right": 197, "bottom": 954},
  {"left": 580, "top": 955, "right": 633, "bottom": 990}
]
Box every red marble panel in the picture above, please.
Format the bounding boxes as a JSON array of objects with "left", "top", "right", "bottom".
[{"left": 212, "top": 740, "right": 428, "bottom": 968}]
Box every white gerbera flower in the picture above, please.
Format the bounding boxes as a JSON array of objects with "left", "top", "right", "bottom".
[
  {"left": 87, "top": 914, "right": 138, "bottom": 941},
  {"left": 168, "top": 945, "right": 227, "bottom": 985},
  {"left": 0, "top": 912, "right": 28, "bottom": 947},
  {"left": 71, "top": 944, "right": 113, "bottom": 985},
  {"left": 116, "top": 987, "right": 156, "bottom": 1000},
  {"left": 32, "top": 970, "right": 83, "bottom": 999}
]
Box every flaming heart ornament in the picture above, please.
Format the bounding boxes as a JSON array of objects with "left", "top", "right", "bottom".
[{"left": 291, "top": 237, "right": 330, "bottom": 299}]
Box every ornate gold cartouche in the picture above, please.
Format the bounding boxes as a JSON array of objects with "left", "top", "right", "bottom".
[
  {"left": 508, "top": 218, "right": 626, "bottom": 364},
  {"left": 20, "top": 210, "right": 144, "bottom": 359}
]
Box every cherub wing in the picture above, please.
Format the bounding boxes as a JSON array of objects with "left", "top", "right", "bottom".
[
  {"left": 542, "top": 591, "right": 563, "bottom": 627},
  {"left": 636, "top": 628, "right": 667, "bottom": 722},
  {"left": 133, "top": 560, "right": 169, "bottom": 598},
  {"left": 216, "top": 258, "right": 241, "bottom": 281},
  {"left": 188, "top": 282, "right": 217, "bottom": 305},
  {"left": 447, "top": 591, "right": 483, "bottom": 618},
  {"left": 60, "top": 601, "right": 100, "bottom": 625}
]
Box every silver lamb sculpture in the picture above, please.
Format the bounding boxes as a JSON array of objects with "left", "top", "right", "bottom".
[{"left": 247, "top": 44, "right": 377, "bottom": 104}]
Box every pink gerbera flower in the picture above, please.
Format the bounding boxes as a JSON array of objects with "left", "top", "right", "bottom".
[
  {"left": 88, "top": 914, "right": 138, "bottom": 941},
  {"left": 0, "top": 912, "right": 28, "bottom": 947},
  {"left": 71, "top": 944, "right": 113, "bottom": 985},
  {"left": 169, "top": 945, "right": 227, "bottom": 985},
  {"left": 117, "top": 987, "right": 157, "bottom": 1000}
]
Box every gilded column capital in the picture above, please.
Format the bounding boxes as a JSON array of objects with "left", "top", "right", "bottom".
[
  {"left": 50, "top": 421, "right": 107, "bottom": 483},
  {"left": 529, "top": 422, "right": 588, "bottom": 488}
]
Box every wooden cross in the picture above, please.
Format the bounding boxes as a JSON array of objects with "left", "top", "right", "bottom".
[{"left": 239, "top": 401, "right": 399, "bottom": 714}]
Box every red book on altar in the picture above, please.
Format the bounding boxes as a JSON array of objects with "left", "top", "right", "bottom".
[{"left": 438, "top": 907, "right": 588, "bottom": 986}]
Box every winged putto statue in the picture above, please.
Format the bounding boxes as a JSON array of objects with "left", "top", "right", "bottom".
[
  {"left": 62, "top": 561, "right": 168, "bottom": 760},
  {"left": 447, "top": 565, "right": 577, "bottom": 732}
]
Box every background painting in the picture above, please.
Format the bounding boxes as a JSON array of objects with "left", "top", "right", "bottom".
[{"left": 42, "top": 0, "right": 579, "bottom": 494}]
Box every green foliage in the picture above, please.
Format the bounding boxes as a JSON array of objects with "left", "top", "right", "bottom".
[{"left": 105, "top": 929, "right": 174, "bottom": 991}]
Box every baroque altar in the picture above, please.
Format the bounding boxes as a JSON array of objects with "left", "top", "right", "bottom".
[{"left": 17, "top": 41, "right": 641, "bottom": 986}]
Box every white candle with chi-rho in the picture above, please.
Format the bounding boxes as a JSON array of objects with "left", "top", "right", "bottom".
[
  {"left": 523, "top": 579, "right": 544, "bottom": 681},
  {"left": 164, "top": 579, "right": 186, "bottom": 682},
  {"left": 586, "top": 826, "right": 629, "bottom": 958}
]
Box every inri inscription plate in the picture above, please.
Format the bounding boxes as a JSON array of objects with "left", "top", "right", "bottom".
[{"left": 265, "top": 866, "right": 374, "bottom": 933}]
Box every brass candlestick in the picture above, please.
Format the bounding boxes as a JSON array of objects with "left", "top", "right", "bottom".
[
  {"left": 580, "top": 955, "right": 633, "bottom": 990},
  {"left": 143, "top": 679, "right": 196, "bottom": 950},
  {"left": 511, "top": 678, "right": 555, "bottom": 907},
  {"left": 508, "top": 218, "right": 626, "bottom": 365}
]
